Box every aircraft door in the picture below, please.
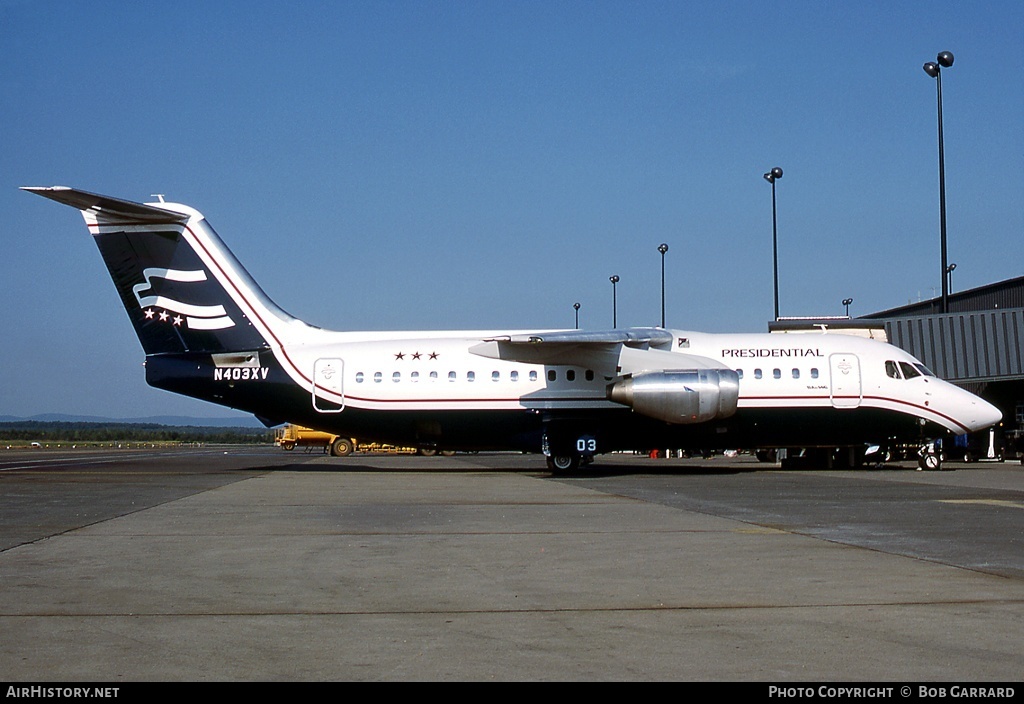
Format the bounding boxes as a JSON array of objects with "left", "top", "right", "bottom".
[
  {"left": 313, "top": 358, "right": 345, "bottom": 413},
  {"left": 829, "top": 353, "right": 862, "bottom": 409}
]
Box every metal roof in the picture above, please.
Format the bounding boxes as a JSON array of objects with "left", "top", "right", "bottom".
[
  {"left": 862, "top": 275, "right": 1024, "bottom": 319},
  {"left": 863, "top": 276, "right": 1024, "bottom": 383}
]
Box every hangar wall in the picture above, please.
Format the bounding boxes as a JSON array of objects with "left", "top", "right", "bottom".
[
  {"left": 882, "top": 308, "right": 1023, "bottom": 384},
  {"left": 862, "top": 276, "right": 1024, "bottom": 447}
]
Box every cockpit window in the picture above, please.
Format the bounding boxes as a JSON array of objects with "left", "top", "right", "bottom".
[
  {"left": 913, "top": 363, "right": 936, "bottom": 377},
  {"left": 885, "top": 360, "right": 901, "bottom": 379},
  {"left": 899, "top": 361, "right": 922, "bottom": 379}
]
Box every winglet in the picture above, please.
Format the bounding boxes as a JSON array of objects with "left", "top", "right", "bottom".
[{"left": 21, "top": 186, "right": 190, "bottom": 225}]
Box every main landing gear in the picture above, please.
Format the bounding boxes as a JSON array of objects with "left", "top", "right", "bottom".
[
  {"left": 545, "top": 453, "right": 595, "bottom": 474},
  {"left": 543, "top": 430, "right": 598, "bottom": 475},
  {"left": 547, "top": 454, "right": 579, "bottom": 473}
]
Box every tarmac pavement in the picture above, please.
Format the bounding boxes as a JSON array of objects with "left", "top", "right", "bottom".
[{"left": 0, "top": 448, "right": 1021, "bottom": 681}]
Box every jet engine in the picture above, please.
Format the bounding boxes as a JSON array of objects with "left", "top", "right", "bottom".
[{"left": 606, "top": 369, "right": 740, "bottom": 424}]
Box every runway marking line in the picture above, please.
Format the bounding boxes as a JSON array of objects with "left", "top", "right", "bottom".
[{"left": 938, "top": 499, "right": 1024, "bottom": 510}]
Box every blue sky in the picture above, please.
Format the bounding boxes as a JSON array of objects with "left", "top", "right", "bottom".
[{"left": 2, "top": 1, "right": 1022, "bottom": 419}]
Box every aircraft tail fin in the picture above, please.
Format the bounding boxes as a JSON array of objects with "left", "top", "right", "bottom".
[{"left": 23, "top": 186, "right": 296, "bottom": 356}]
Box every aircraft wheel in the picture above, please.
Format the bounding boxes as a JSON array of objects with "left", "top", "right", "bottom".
[
  {"left": 330, "top": 438, "right": 354, "bottom": 457},
  {"left": 418, "top": 448, "right": 437, "bottom": 457},
  {"left": 440, "top": 450, "right": 456, "bottom": 457},
  {"left": 549, "top": 454, "right": 580, "bottom": 474},
  {"left": 917, "top": 452, "right": 941, "bottom": 471}
]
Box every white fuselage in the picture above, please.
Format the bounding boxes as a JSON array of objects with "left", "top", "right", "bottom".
[{"left": 279, "top": 328, "right": 999, "bottom": 436}]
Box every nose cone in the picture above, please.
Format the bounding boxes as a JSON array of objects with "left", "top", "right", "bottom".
[{"left": 962, "top": 396, "right": 1002, "bottom": 433}]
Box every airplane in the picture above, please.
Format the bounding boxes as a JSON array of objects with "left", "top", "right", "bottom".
[{"left": 23, "top": 186, "right": 1002, "bottom": 472}]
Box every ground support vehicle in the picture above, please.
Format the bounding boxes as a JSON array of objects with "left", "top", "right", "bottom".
[{"left": 274, "top": 425, "right": 435, "bottom": 457}]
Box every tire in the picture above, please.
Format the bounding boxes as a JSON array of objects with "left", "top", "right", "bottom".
[
  {"left": 330, "top": 437, "right": 354, "bottom": 457},
  {"left": 418, "top": 448, "right": 437, "bottom": 457},
  {"left": 282, "top": 442, "right": 295, "bottom": 451},
  {"left": 549, "top": 454, "right": 580, "bottom": 474},
  {"left": 440, "top": 450, "right": 456, "bottom": 457},
  {"left": 918, "top": 453, "right": 941, "bottom": 471}
]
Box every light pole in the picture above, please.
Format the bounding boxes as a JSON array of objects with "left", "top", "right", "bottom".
[
  {"left": 658, "top": 243, "right": 669, "bottom": 327},
  {"left": 843, "top": 298, "right": 854, "bottom": 317},
  {"left": 763, "top": 167, "right": 783, "bottom": 320},
  {"left": 923, "top": 51, "right": 954, "bottom": 314},
  {"left": 573, "top": 302, "right": 581, "bottom": 329},
  {"left": 609, "top": 275, "right": 619, "bottom": 328},
  {"left": 946, "top": 263, "right": 957, "bottom": 295}
]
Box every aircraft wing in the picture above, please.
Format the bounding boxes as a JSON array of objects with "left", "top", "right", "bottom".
[
  {"left": 488, "top": 328, "right": 675, "bottom": 347},
  {"left": 468, "top": 327, "right": 723, "bottom": 374}
]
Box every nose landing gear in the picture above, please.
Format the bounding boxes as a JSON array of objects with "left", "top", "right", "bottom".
[{"left": 917, "top": 443, "right": 943, "bottom": 471}]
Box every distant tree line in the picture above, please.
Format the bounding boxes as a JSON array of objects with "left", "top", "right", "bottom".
[{"left": 0, "top": 421, "right": 274, "bottom": 445}]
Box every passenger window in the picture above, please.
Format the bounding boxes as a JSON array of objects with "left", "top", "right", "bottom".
[
  {"left": 754, "top": 369, "right": 763, "bottom": 379},
  {"left": 886, "top": 361, "right": 901, "bottom": 379},
  {"left": 792, "top": 368, "right": 800, "bottom": 379},
  {"left": 374, "top": 372, "right": 382, "bottom": 383},
  {"left": 467, "top": 371, "right": 475, "bottom": 382},
  {"left": 530, "top": 371, "right": 538, "bottom": 382},
  {"left": 410, "top": 371, "right": 419, "bottom": 382},
  {"left": 810, "top": 368, "right": 819, "bottom": 379},
  {"left": 355, "top": 372, "right": 364, "bottom": 383},
  {"left": 773, "top": 368, "right": 781, "bottom": 379},
  {"left": 736, "top": 369, "right": 743, "bottom": 380},
  {"left": 566, "top": 370, "right": 576, "bottom": 382},
  {"left": 392, "top": 372, "right": 400, "bottom": 382},
  {"left": 548, "top": 370, "right": 557, "bottom": 382},
  {"left": 511, "top": 371, "right": 519, "bottom": 382},
  {"left": 448, "top": 371, "right": 457, "bottom": 382},
  {"left": 585, "top": 370, "right": 594, "bottom": 381},
  {"left": 492, "top": 371, "right": 500, "bottom": 382},
  {"left": 430, "top": 371, "right": 438, "bottom": 381}
]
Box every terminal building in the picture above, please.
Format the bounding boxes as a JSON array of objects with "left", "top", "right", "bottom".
[
  {"left": 769, "top": 275, "right": 1024, "bottom": 458},
  {"left": 859, "top": 275, "right": 1024, "bottom": 453}
]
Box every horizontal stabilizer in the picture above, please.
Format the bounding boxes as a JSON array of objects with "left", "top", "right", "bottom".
[{"left": 21, "top": 186, "right": 189, "bottom": 225}]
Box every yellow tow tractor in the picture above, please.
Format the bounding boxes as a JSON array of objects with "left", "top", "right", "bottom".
[{"left": 274, "top": 425, "right": 430, "bottom": 457}]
